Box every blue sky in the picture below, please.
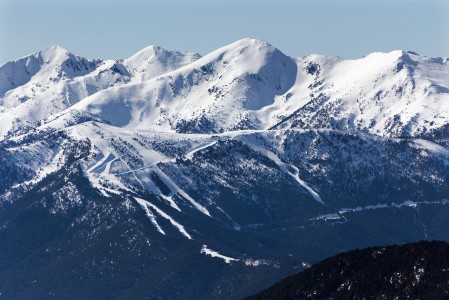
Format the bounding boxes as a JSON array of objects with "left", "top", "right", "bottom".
[{"left": 1, "top": 0, "right": 448, "bottom": 64}]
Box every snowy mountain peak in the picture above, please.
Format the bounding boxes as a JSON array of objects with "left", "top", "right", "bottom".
[
  {"left": 231, "top": 37, "right": 275, "bottom": 48},
  {"left": 61, "top": 37, "right": 298, "bottom": 133},
  {"left": 200, "top": 38, "right": 286, "bottom": 72},
  {"left": 39, "top": 44, "right": 70, "bottom": 62},
  {"left": 126, "top": 44, "right": 197, "bottom": 63},
  {"left": 124, "top": 45, "right": 201, "bottom": 82}
]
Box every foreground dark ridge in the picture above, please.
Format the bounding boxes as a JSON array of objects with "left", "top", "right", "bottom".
[{"left": 246, "top": 241, "right": 449, "bottom": 300}]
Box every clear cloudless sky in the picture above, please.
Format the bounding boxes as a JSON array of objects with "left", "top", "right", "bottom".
[{"left": 0, "top": 0, "right": 448, "bottom": 64}]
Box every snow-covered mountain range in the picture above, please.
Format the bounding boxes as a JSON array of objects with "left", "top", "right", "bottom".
[{"left": 1, "top": 39, "right": 448, "bottom": 299}]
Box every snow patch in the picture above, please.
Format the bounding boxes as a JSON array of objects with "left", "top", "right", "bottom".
[
  {"left": 311, "top": 199, "right": 449, "bottom": 221},
  {"left": 135, "top": 197, "right": 165, "bottom": 235},
  {"left": 154, "top": 168, "right": 211, "bottom": 217},
  {"left": 135, "top": 197, "right": 192, "bottom": 239},
  {"left": 244, "top": 259, "right": 272, "bottom": 267},
  {"left": 200, "top": 245, "right": 239, "bottom": 263},
  {"left": 184, "top": 140, "right": 217, "bottom": 160},
  {"left": 239, "top": 134, "right": 323, "bottom": 204}
]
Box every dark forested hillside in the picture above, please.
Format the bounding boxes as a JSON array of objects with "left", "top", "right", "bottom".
[{"left": 247, "top": 241, "right": 449, "bottom": 300}]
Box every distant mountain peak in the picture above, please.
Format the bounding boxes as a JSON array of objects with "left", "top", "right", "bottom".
[
  {"left": 39, "top": 45, "right": 72, "bottom": 63},
  {"left": 213, "top": 37, "right": 280, "bottom": 57},
  {"left": 123, "top": 44, "right": 201, "bottom": 81},
  {"left": 233, "top": 37, "right": 274, "bottom": 46},
  {"left": 45, "top": 44, "right": 69, "bottom": 53},
  {"left": 129, "top": 44, "right": 172, "bottom": 58}
]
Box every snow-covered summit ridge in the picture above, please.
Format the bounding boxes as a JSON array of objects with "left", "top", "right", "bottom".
[
  {"left": 60, "top": 38, "right": 297, "bottom": 132},
  {"left": 1, "top": 38, "right": 449, "bottom": 140},
  {"left": 124, "top": 45, "right": 201, "bottom": 82},
  {"left": 0, "top": 43, "right": 201, "bottom": 138},
  {"left": 0, "top": 45, "right": 99, "bottom": 98}
]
